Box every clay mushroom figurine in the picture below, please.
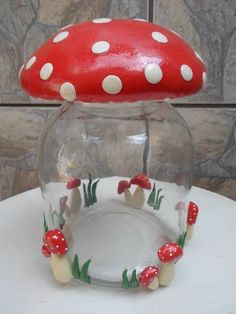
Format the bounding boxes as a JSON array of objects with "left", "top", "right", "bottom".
[
  {"left": 139, "top": 265, "right": 159, "bottom": 290},
  {"left": 130, "top": 173, "right": 151, "bottom": 209},
  {"left": 42, "top": 229, "right": 72, "bottom": 283},
  {"left": 20, "top": 19, "right": 206, "bottom": 103},
  {"left": 66, "top": 177, "right": 81, "bottom": 216},
  {"left": 186, "top": 201, "right": 199, "bottom": 240},
  {"left": 157, "top": 242, "right": 183, "bottom": 286},
  {"left": 117, "top": 180, "right": 132, "bottom": 205}
]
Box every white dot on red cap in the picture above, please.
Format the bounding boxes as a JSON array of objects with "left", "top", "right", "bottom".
[
  {"left": 92, "top": 41, "right": 110, "bottom": 54},
  {"left": 25, "top": 56, "right": 36, "bottom": 70},
  {"left": 181, "top": 64, "right": 193, "bottom": 81},
  {"left": 53, "top": 31, "right": 69, "bottom": 43},
  {"left": 195, "top": 51, "right": 204, "bottom": 64},
  {"left": 144, "top": 63, "right": 163, "bottom": 84},
  {"left": 152, "top": 31, "right": 168, "bottom": 43},
  {"left": 202, "top": 72, "right": 207, "bottom": 87},
  {"left": 60, "top": 82, "right": 76, "bottom": 102},
  {"left": 92, "top": 18, "right": 111, "bottom": 24},
  {"left": 102, "top": 75, "right": 122, "bottom": 94},
  {"left": 40, "top": 63, "right": 53, "bottom": 80},
  {"left": 133, "top": 18, "right": 147, "bottom": 22}
]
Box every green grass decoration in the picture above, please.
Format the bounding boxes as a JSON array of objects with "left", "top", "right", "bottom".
[
  {"left": 72, "top": 254, "right": 80, "bottom": 279},
  {"left": 122, "top": 269, "right": 130, "bottom": 289},
  {"left": 130, "top": 269, "right": 139, "bottom": 288},
  {"left": 177, "top": 231, "right": 187, "bottom": 248},
  {"left": 83, "top": 174, "right": 100, "bottom": 207},
  {"left": 43, "top": 213, "right": 48, "bottom": 233},
  {"left": 72, "top": 255, "right": 91, "bottom": 284},
  {"left": 80, "top": 260, "right": 91, "bottom": 284},
  {"left": 147, "top": 183, "right": 156, "bottom": 207},
  {"left": 147, "top": 185, "right": 165, "bottom": 210}
]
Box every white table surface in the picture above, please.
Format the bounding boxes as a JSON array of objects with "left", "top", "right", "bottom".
[{"left": 0, "top": 187, "right": 236, "bottom": 314}]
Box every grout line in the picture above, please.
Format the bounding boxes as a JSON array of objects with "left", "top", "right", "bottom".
[
  {"left": 148, "top": 0, "right": 154, "bottom": 22},
  {"left": 0, "top": 103, "right": 236, "bottom": 109}
]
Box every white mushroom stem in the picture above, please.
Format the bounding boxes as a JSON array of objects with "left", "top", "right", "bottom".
[
  {"left": 131, "top": 186, "right": 145, "bottom": 209},
  {"left": 124, "top": 189, "right": 132, "bottom": 206},
  {"left": 159, "top": 263, "right": 175, "bottom": 286},
  {"left": 69, "top": 188, "right": 81, "bottom": 215},
  {"left": 186, "top": 224, "right": 194, "bottom": 240},
  {"left": 49, "top": 253, "right": 73, "bottom": 283},
  {"left": 148, "top": 276, "right": 159, "bottom": 290}
]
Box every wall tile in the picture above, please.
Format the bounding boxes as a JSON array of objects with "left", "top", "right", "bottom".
[
  {"left": 153, "top": 0, "right": 236, "bottom": 103},
  {"left": 0, "top": 106, "right": 236, "bottom": 201}
]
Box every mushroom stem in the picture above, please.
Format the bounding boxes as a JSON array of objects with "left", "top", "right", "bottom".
[
  {"left": 131, "top": 186, "right": 145, "bottom": 209},
  {"left": 124, "top": 189, "right": 132, "bottom": 206},
  {"left": 159, "top": 263, "right": 175, "bottom": 286},
  {"left": 186, "top": 224, "right": 194, "bottom": 240},
  {"left": 49, "top": 253, "right": 73, "bottom": 283},
  {"left": 69, "top": 188, "right": 81, "bottom": 215},
  {"left": 148, "top": 276, "right": 159, "bottom": 290}
]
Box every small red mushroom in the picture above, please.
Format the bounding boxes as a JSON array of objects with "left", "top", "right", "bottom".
[
  {"left": 130, "top": 173, "right": 151, "bottom": 208},
  {"left": 41, "top": 244, "right": 51, "bottom": 258},
  {"left": 66, "top": 177, "right": 81, "bottom": 215},
  {"left": 186, "top": 201, "right": 199, "bottom": 240},
  {"left": 139, "top": 266, "right": 159, "bottom": 290},
  {"left": 157, "top": 242, "right": 183, "bottom": 286},
  {"left": 42, "top": 229, "right": 72, "bottom": 283},
  {"left": 117, "top": 180, "right": 132, "bottom": 205},
  {"left": 19, "top": 19, "right": 206, "bottom": 103}
]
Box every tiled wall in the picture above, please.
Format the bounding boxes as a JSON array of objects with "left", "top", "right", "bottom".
[{"left": 0, "top": 0, "right": 236, "bottom": 201}]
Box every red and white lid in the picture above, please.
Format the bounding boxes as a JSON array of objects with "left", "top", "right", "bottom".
[{"left": 20, "top": 19, "right": 207, "bottom": 103}]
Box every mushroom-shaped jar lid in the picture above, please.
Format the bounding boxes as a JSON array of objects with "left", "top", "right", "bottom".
[
  {"left": 20, "top": 19, "right": 206, "bottom": 103},
  {"left": 43, "top": 229, "right": 68, "bottom": 255},
  {"left": 158, "top": 242, "right": 183, "bottom": 263}
]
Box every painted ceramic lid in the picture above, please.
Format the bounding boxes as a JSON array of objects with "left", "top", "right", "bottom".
[{"left": 19, "top": 19, "right": 207, "bottom": 103}]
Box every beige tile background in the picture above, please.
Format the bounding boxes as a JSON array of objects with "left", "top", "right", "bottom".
[{"left": 0, "top": 0, "right": 236, "bottom": 201}]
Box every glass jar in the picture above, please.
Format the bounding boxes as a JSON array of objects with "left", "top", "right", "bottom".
[{"left": 39, "top": 100, "right": 193, "bottom": 287}]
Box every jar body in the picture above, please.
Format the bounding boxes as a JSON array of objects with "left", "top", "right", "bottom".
[{"left": 39, "top": 101, "right": 193, "bottom": 287}]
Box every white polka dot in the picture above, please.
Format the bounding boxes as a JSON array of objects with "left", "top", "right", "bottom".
[
  {"left": 181, "top": 64, "right": 193, "bottom": 81},
  {"left": 144, "top": 63, "right": 163, "bottom": 84},
  {"left": 92, "top": 41, "right": 110, "bottom": 54},
  {"left": 195, "top": 51, "right": 204, "bottom": 64},
  {"left": 102, "top": 75, "right": 122, "bottom": 94},
  {"left": 40, "top": 63, "right": 53, "bottom": 80},
  {"left": 152, "top": 32, "right": 168, "bottom": 43},
  {"left": 92, "top": 18, "right": 111, "bottom": 24},
  {"left": 19, "top": 64, "right": 24, "bottom": 78},
  {"left": 53, "top": 31, "right": 69, "bottom": 43},
  {"left": 60, "top": 82, "right": 76, "bottom": 102},
  {"left": 25, "top": 56, "right": 36, "bottom": 70},
  {"left": 61, "top": 24, "right": 74, "bottom": 30},
  {"left": 202, "top": 72, "right": 207, "bottom": 88}
]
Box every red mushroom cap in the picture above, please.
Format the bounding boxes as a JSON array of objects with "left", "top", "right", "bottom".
[
  {"left": 43, "top": 229, "right": 68, "bottom": 255},
  {"left": 158, "top": 242, "right": 183, "bottom": 263},
  {"left": 41, "top": 244, "right": 51, "bottom": 257},
  {"left": 130, "top": 173, "right": 151, "bottom": 190},
  {"left": 117, "top": 180, "right": 131, "bottom": 194},
  {"left": 20, "top": 19, "right": 206, "bottom": 103},
  {"left": 66, "top": 177, "right": 81, "bottom": 189},
  {"left": 139, "top": 265, "right": 159, "bottom": 287},
  {"left": 187, "top": 201, "right": 199, "bottom": 225}
]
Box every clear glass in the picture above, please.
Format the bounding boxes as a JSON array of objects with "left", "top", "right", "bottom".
[{"left": 39, "top": 101, "right": 193, "bottom": 287}]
